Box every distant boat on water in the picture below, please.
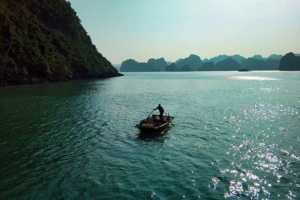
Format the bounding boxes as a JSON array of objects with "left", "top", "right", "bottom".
[{"left": 238, "top": 68, "right": 250, "bottom": 72}]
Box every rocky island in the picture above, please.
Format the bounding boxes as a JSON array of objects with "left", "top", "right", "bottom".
[
  {"left": 118, "top": 52, "right": 300, "bottom": 72},
  {"left": 279, "top": 52, "right": 300, "bottom": 71},
  {"left": 0, "top": 0, "right": 121, "bottom": 87}
]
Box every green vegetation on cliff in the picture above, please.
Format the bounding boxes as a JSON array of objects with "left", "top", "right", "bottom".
[{"left": 0, "top": 0, "right": 119, "bottom": 86}]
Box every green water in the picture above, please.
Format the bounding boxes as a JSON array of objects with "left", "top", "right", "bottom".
[{"left": 0, "top": 72, "right": 300, "bottom": 200}]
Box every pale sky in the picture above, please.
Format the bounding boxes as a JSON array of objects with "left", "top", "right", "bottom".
[{"left": 69, "top": 0, "right": 300, "bottom": 64}]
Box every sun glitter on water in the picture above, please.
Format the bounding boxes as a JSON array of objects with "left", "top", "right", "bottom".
[{"left": 228, "top": 76, "right": 281, "bottom": 80}]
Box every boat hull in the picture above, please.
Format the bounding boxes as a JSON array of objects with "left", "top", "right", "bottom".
[{"left": 135, "top": 115, "right": 174, "bottom": 133}]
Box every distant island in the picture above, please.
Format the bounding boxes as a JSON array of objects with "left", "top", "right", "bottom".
[
  {"left": 0, "top": 0, "right": 122, "bottom": 87},
  {"left": 279, "top": 52, "right": 300, "bottom": 71},
  {"left": 119, "top": 53, "right": 300, "bottom": 72}
]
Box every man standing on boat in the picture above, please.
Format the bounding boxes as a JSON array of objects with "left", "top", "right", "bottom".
[{"left": 153, "top": 104, "right": 164, "bottom": 120}]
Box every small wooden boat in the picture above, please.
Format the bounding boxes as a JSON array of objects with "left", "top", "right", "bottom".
[
  {"left": 238, "top": 68, "right": 250, "bottom": 72},
  {"left": 135, "top": 115, "right": 174, "bottom": 132}
]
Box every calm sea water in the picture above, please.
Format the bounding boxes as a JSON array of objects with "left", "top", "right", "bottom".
[{"left": 0, "top": 72, "right": 300, "bottom": 200}]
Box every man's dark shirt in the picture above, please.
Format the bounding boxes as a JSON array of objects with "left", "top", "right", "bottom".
[{"left": 156, "top": 106, "right": 164, "bottom": 114}]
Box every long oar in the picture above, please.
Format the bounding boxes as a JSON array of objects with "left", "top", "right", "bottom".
[
  {"left": 164, "top": 111, "right": 168, "bottom": 116},
  {"left": 147, "top": 110, "right": 154, "bottom": 118},
  {"left": 164, "top": 111, "right": 173, "bottom": 125}
]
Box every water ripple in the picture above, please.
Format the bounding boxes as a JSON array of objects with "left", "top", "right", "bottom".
[{"left": 0, "top": 72, "right": 300, "bottom": 199}]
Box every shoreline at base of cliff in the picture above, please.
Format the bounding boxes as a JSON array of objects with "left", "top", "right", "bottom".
[{"left": 0, "top": 73, "right": 124, "bottom": 87}]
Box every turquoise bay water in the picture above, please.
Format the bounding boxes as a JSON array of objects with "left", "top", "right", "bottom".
[{"left": 0, "top": 72, "right": 300, "bottom": 199}]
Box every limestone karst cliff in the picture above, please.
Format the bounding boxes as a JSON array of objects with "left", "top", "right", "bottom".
[{"left": 0, "top": 0, "right": 120, "bottom": 86}]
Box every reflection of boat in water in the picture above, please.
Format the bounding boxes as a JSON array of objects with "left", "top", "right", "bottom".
[
  {"left": 135, "top": 115, "right": 174, "bottom": 133},
  {"left": 238, "top": 68, "right": 250, "bottom": 72}
]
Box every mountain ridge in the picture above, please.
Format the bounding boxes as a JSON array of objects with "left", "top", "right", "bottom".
[{"left": 119, "top": 53, "right": 298, "bottom": 72}]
